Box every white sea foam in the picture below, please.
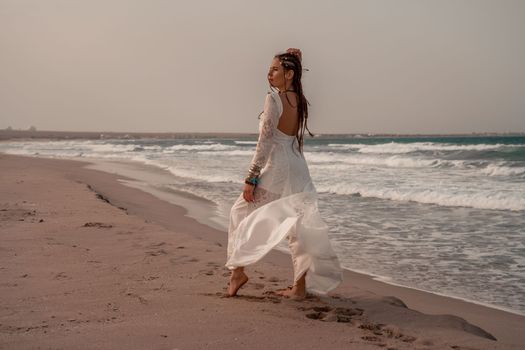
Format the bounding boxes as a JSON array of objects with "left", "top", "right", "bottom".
[
  {"left": 199, "top": 150, "right": 254, "bottom": 156},
  {"left": 131, "top": 145, "right": 163, "bottom": 151},
  {"left": 166, "top": 166, "right": 239, "bottom": 183},
  {"left": 306, "top": 152, "right": 525, "bottom": 178},
  {"left": 84, "top": 143, "right": 136, "bottom": 153},
  {"left": 307, "top": 153, "right": 459, "bottom": 168},
  {"left": 165, "top": 144, "right": 235, "bottom": 151},
  {"left": 327, "top": 142, "right": 520, "bottom": 154},
  {"left": 480, "top": 163, "right": 525, "bottom": 177},
  {"left": 317, "top": 183, "right": 525, "bottom": 211}
]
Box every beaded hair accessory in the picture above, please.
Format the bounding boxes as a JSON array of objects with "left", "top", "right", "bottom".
[{"left": 278, "top": 50, "right": 310, "bottom": 72}]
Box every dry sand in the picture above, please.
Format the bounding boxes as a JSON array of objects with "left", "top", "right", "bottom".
[{"left": 1, "top": 153, "right": 524, "bottom": 349}]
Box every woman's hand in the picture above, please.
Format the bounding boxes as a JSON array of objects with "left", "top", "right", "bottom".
[{"left": 243, "top": 183, "right": 255, "bottom": 202}]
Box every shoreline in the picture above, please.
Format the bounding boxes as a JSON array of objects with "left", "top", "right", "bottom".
[
  {"left": 6, "top": 152, "right": 524, "bottom": 317},
  {"left": 1, "top": 129, "right": 524, "bottom": 142},
  {"left": 1, "top": 153, "right": 524, "bottom": 349},
  {"left": 101, "top": 158, "right": 525, "bottom": 316}
]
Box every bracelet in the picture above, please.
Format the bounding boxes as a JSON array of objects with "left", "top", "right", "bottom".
[
  {"left": 244, "top": 176, "right": 259, "bottom": 186},
  {"left": 247, "top": 164, "right": 262, "bottom": 178}
]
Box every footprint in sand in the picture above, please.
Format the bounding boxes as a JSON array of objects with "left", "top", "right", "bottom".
[
  {"left": 372, "top": 324, "right": 417, "bottom": 343},
  {"left": 201, "top": 291, "right": 282, "bottom": 304},
  {"left": 145, "top": 249, "right": 168, "bottom": 256},
  {"left": 252, "top": 283, "right": 265, "bottom": 290},
  {"left": 169, "top": 256, "right": 199, "bottom": 264},
  {"left": 400, "top": 335, "right": 416, "bottom": 343},
  {"left": 359, "top": 321, "right": 385, "bottom": 332},
  {"left": 148, "top": 242, "right": 167, "bottom": 248},
  {"left": 2, "top": 323, "right": 50, "bottom": 334},
  {"left": 206, "top": 262, "right": 221, "bottom": 269},
  {"left": 53, "top": 272, "right": 71, "bottom": 280},
  {"left": 267, "top": 276, "right": 286, "bottom": 286},
  {"left": 361, "top": 335, "right": 382, "bottom": 342},
  {"left": 116, "top": 230, "right": 135, "bottom": 235},
  {"left": 143, "top": 275, "right": 160, "bottom": 281},
  {"left": 82, "top": 222, "right": 113, "bottom": 228},
  {"left": 301, "top": 305, "right": 363, "bottom": 323},
  {"left": 330, "top": 294, "right": 356, "bottom": 304},
  {"left": 237, "top": 293, "right": 282, "bottom": 304},
  {"left": 124, "top": 291, "right": 148, "bottom": 305},
  {"left": 71, "top": 244, "right": 90, "bottom": 252},
  {"left": 105, "top": 302, "right": 120, "bottom": 312}
]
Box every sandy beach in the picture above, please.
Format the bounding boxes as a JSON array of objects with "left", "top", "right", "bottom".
[{"left": 1, "top": 153, "right": 524, "bottom": 350}]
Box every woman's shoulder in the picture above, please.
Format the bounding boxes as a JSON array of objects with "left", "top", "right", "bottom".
[
  {"left": 265, "top": 90, "right": 283, "bottom": 110},
  {"left": 266, "top": 91, "right": 281, "bottom": 104},
  {"left": 266, "top": 90, "right": 280, "bottom": 100}
]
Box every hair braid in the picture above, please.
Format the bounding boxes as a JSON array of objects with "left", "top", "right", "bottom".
[{"left": 275, "top": 52, "right": 313, "bottom": 154}]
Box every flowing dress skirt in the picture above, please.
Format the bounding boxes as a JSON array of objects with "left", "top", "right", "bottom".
[{"left": 226, "top": 131, "right": 343, "bottom": 295}]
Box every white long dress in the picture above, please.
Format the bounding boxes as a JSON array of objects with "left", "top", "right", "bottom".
[{"left": 226, "top": 91, "right": 343, "bottom": 295}]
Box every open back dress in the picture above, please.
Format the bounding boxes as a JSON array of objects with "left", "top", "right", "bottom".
[{"left": 226, "top": 91, "right": 343, "bottom": 295}]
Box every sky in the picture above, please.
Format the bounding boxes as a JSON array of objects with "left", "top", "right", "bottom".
[{"left": 1, "top": 0, "right": 524, "bottom": 134}]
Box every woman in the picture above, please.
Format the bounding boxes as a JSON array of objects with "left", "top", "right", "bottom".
[{"left": 226, "top": 48, "right": 342, "bottom": 299}]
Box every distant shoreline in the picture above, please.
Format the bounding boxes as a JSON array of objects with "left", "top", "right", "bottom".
[{"left": 1, "top": 129, "right": 524, "bottom": 141}]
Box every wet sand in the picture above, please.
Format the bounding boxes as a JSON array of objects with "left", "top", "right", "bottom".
[{"left": 1, "top": 153, "right": 524, "bottom": 349}]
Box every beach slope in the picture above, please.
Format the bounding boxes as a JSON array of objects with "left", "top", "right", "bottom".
[{"left": 1, "top": 154, "right": 523, "bottom": 349}]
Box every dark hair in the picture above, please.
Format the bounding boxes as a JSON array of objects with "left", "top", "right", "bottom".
[{"left": 273, "top": 52, "right": 313, "bottom": 153}]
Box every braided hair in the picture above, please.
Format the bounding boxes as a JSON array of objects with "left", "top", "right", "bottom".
[{"left": 273, "top": 52, "right": 313, "bottom": 153}]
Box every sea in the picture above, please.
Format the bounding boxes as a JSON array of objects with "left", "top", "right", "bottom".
[{"left": 1, "top": 134, "right": 524, "bottom": 315}]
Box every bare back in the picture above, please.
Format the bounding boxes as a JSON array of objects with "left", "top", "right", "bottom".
[{"left": 277, "top": 92, "right": 299, "bottom": 136}]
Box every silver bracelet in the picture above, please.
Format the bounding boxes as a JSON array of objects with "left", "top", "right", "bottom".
[{"left": 247, "top": 164, "right": 261, "bottom": 178}]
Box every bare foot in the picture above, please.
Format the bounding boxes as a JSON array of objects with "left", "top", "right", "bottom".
[
  {"left": 228, "top": 271, "right": 249, "bottom": 297},
  {"left": 275, "top": 285, "right": 306, "bottom": 300}
]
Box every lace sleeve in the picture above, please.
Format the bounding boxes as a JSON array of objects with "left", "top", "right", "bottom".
[{"left": 246, "top": 92, "right": 281, "bottom": 179}]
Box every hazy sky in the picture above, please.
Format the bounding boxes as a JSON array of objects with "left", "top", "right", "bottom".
[{"left": 1, "top": 0, "right": 524, "bottom": 134}]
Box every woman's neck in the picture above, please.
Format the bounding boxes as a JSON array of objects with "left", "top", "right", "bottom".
[{"left": 278, "top": 85, "right": 295, "bottom": 93}]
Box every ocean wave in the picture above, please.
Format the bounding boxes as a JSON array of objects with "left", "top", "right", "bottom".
[
  {"left": 317, "top": 183, "right": 525, "bottom": 211},
  {"left": 199, "top": 150, "right": 254, "bottom": 156},
  {"left": 307, "top": 153, "right": 458, "bottom": 168},
  {"left": 234, "top": 141, "right": 257, "bottom": 145},
  {"left": 131, "top": 145, "right": 163, "bottom": 152},
  {"left": 306, "top": 153, "right": 525, "bottom": 177},
  {"left": 84, "top": 143, "right": 138, "bottom": 153},
  {"left": 164, "top": 144, "right": 236, "bottom": 152},
  {"left": 327, "top": 142, "right": 521, "bottom": 154},
  {"left": 1, "top": 140, "right": 159, "bottom": 155},
  {"left": 479, "top": 163, "right": 525, "bottom": 177},
  {"left": 0, "top": 148, "right": 82, "bottom": 158}
]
